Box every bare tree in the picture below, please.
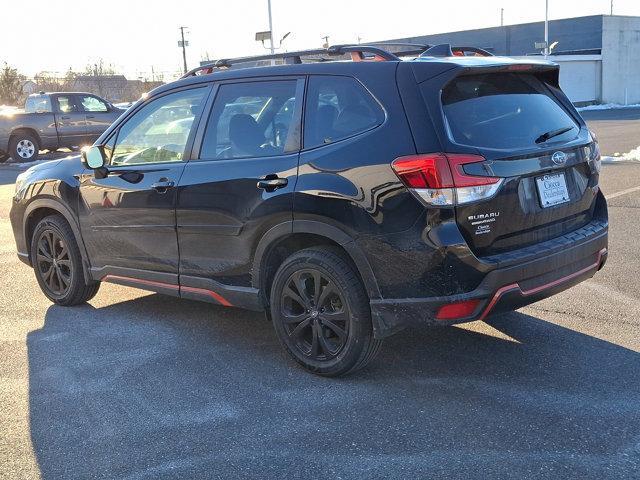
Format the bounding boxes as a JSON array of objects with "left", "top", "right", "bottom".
[
  {"left": 0, "top": 62, "right": 25, "bottom": 106},
  {"left": 84, "top": 59, "right": 116, "bottom": 76},
  {"left": 84, "top": 59, "right": 117, "bottom": 98},
  {"left": 34, "top": 71, "right": 64, "bottom": 92},
  {"left": 61, "top": 68, "right": 77, "bottom": 91}
]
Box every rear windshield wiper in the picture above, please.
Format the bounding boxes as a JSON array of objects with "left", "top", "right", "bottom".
[{"left": 535, "top": 126, "right": 576, "bottom": 144}]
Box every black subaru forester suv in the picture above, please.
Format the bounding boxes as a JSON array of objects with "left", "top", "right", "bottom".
[{"left": 10, "top": 44, "right": 608, "bottom": 376}]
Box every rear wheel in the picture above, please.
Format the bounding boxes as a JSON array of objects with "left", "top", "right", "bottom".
[
  {"left": 30, "top": 215, "right": 100, "bottom": 305},
  {"left": 270, "top": 247, "right": 382, "bottom": 376},
  {"left": 10, "top": 132, "right": 39, "bottom": 162}
]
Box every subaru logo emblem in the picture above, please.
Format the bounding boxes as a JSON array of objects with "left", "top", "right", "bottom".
[{"left": 551, "top": 151, "right": 567, "bottom": 166}]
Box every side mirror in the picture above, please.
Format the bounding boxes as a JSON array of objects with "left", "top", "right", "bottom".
[{"left": 81, "top": 145, "right": 106, "bottom": 169}]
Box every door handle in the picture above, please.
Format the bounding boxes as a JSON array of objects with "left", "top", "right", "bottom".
[
  {"left": 60, "top": 116, "right": 70, "bottom": 120},
  {"left": 257, "top": 176, "right": 287, "bottom": 191},
  {"left": 151, "top": 179, "right": 175, "bottom": 193},
  {"left": 86, "top": 115, "right": 95, "bottom": 119}
]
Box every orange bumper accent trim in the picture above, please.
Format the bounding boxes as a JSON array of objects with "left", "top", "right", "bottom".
[
  {"left": 101, "top": 275, "right": 233, "bottom": 307},
  {"left": 478, "top": 248, "right": 607, "bottom": 321}
]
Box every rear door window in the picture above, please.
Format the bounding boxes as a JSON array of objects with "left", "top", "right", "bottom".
[
  {"left": 441, "top": 73, "right": 579, "bottom": 150},
  {"left": 304, "top": 75, "right": 385, "bottom": 149},
  {"left": 200, "top": 80, "right": 299, "bottom": 160}
]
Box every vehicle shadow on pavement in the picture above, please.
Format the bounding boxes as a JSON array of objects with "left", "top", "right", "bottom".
[{"left": 27, "top": 295, "right": 640, "bottom": 479}]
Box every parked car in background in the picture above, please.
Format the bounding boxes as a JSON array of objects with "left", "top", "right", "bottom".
[
  {"left": 10, "top": 44, "right": 608, "bottom": 376},
  {"left": 0, "top": 92, "right": 124, "bottom": 162}
]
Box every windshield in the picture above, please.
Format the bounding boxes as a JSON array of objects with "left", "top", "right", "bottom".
[{"left": 441, "top": 73, "right": 579, "bottom": 150}]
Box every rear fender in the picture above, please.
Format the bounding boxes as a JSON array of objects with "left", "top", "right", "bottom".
[{"left": 251, "top": 220, "right": 382, "bottom": 301}]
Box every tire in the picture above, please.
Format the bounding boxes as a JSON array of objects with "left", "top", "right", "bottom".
[
  {"left": 9, "top": 132, "right": 39, "bottom": 162},
  {"left": 270, "top": 247, "right": 382, "bottom": 376},
  {"left": 30, "top": 215, "right": 100, "bottom": 306}
]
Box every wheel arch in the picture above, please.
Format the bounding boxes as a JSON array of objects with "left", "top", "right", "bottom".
[
  {"left": 252, "top": 220, "right": 381, "bottom": 306},
  {"left": 23, "top": 199, "right": 92, "bottom": 283},
  {"left": 10, "top": 127, "right": 42, "bottom": 148}
]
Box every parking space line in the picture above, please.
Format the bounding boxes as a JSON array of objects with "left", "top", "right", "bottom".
[{"left": 605, "top": 185, "right": 640, "bottom": 200}]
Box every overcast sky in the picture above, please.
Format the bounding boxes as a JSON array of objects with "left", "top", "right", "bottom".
[{"left": 3, "top": 0, "right": 639, "bottom": 80}]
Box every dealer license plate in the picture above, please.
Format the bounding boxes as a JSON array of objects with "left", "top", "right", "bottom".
[{"left": 536, "top": 172, "right": 570, "bottom": 208}]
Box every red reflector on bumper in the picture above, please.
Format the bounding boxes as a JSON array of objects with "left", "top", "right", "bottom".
[{"left": 435, "top": 299, "right": 481, "bottom": 320}]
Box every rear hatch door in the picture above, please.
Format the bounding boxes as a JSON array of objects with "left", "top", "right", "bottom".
[{"left": 412, "top": 61, "right": 600, "bottom": 256}]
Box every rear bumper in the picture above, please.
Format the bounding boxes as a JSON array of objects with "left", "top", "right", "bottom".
[{"left": 370, "top": 218, "right": 608, "bottom": 338}]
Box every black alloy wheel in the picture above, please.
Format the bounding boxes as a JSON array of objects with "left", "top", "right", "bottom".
[
  {"left": 30, "top": 215, "right": 100, "bottom": 306},
  {"left": 280, "top": 269, "right": 349, "bottom": 361},
  {"left": 36, "top": 228, "right": 72, "bottom": 297},
  {"left": 270, "top": 247, "right": 382, "bottom": 376}
]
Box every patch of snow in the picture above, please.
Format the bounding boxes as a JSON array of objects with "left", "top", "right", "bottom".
[
  {"left": 0, "top": 105, "right": 20, "bottom": 115},
  {"left": 577, "top": 103, "right": 640, "bottom": 111},
  {"left": 601, "top": 146, "right": 640, "bottom": 163},
  {"left": 5, "top": 159, "right": 55, "bottom": 169}
]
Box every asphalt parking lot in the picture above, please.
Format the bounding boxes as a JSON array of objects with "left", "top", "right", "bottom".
[
  {"left": 580, "top": 107, "right": 640, "bottom": 156},
  {"left": 0, "top": 112, "right": 639, "bottom": 479}
]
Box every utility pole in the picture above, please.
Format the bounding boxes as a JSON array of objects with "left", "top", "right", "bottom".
[
  {"left": 179, "top": 26, "right": 188, "bottom": 74},
  {"left": 610, "top": 0, "right": 614, "bottom": 15},
  {"left": 501, "top": 8, "right": 504, "bottom": 26},
  {"left": 267, "top": 0, "right": 275, "bottom": 54},
  {"left": 544, "top": 0, "right": 549, "bottom": 58}
]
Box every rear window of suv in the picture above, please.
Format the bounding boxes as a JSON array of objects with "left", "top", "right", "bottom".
[
  {"left": 304, "top": 75, "right": 384, "bottom": 149},
  {"left": 441, "top": 73, "right": 579, "bottom": 150}
]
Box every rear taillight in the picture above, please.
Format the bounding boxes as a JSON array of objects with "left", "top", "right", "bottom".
[
  {"left": 391, "top": 153, "right": 503, "bottom": 206},
  {"left": 586, "top": 135, "right": 602, "bottom": 174}
]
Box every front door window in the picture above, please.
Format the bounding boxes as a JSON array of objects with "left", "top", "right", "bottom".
[
  {"left": 80, "top": 95, "right": 109, "bottom": 112},
  {"left": 110, "top": 88, "right": 207, "bottom": 166}
]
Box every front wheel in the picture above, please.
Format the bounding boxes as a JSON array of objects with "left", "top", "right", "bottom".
[
  {"left": 270, "top": 247, "right": 382, "bottom": 376},
  {"left": 30, "top": 215, "right": 100, "bottom": 305}
]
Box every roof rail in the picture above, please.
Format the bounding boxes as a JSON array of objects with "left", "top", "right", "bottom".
[
  {"left": 180, "top": 42, "right": 493, "bottom": 79},
  {"left": 180, "top": 43, "right": 432, "bottom": 78},
  {"left": 421, "top": 44, "right": 494, "bottom": 57}
]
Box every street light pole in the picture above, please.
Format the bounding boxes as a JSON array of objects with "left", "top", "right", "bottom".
[
  {"left": 267, "top": 0, "right": 275, "bottom": 54},
  {"left": 179, "top": 26, "right": 188, "bottom": 74},
  {"left": 544, "top": 0, "right": 549, "bottom": 58}
]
